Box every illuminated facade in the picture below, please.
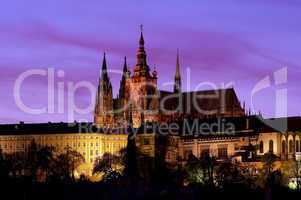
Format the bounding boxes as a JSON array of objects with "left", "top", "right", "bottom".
[{"left": 0, "top": 122, "right": 127, "bottom": 177}]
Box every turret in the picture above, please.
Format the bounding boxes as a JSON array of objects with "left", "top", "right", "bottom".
[{"left": 173, "top": 49, "right": 182, "bottom": 93}]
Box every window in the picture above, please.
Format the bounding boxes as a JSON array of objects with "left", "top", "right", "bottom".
[
  {"left": 90, "top": 150, "right": 93, "bottom": 156},
  {"left": 282, "top": 140, "right": 286, "bottom": 154},
  {"left": 96, "top": 150, "right": 99, "bottom": 156},
  {"left": 91, "top": 143, "right": 93, "bottom": 147},
  {"left": 296, "top": 140, "right": 300, "bottom": 152},
  {"left": 96, "top": 143, "right": 99, "bottom": 147},
  {"left": 269, "top": 140, "right": 274, "bottom": 153},
  {"left": 289, "top": 140, "right": 294, "bottom": 153},
  {"left": 259, "top": 141, "right": 264, "bottom": 153},
  {"left": 218, "top": 148, "right": 228, "bottom": 159}
]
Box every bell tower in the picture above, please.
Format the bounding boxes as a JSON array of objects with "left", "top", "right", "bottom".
[
  {"left": 94, "top": 53, "right": 114, "bottom": 128},
  {"left": 125, "top": 26, "right": 159, "bottom": 128}
]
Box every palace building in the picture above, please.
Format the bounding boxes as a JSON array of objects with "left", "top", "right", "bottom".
[{"left": 0, "top": 30, "right": 300, "bottom": 179}]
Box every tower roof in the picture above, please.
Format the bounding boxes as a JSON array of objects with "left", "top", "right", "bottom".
[
  {"left": 101, "top": 52, "right": 109, "bottom": 81},
  {"left": 123, "top": 56, "right": 128, "bottom": 73}
]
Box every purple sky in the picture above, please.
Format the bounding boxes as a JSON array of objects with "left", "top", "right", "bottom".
[{"left": 0, "top": 0, "right": 300, "bottom": 123}]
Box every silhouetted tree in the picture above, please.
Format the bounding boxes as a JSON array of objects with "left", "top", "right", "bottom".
[
  {"left": 200, "top": 154, "right": 216, "bottom": 186},
  {"left": 37, "top": 146, "right": 54, "bottom": 181},
  {"left": 0, "top": 148, "right": 9, "bottom": 181}
]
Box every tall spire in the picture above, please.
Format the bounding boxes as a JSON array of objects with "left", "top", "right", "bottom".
[
  {"left": 94, "top": 52, "right": 113, "bottom": 127},
  {"left": 139, "top": 24, "right": 144, "bottom": 47},
  {"left": 119, "top": 56, "right": 128, "bottom": 98},
  {"left": 134, "top": 24, "right": 150, "bottom": 77},
  {"left": 123, "top": 56, "right": 128, "bottom": 73},
  {"left": 101, "top": 52, "right": 109, "bottom": 82},
  {"left": 174, "top": 49, "right": 182, "bottom": 93}
]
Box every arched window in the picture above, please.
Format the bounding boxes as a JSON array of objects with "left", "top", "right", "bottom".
[
  {"left": 282, "top": 140, "right": 286, "bottom": 154},
  {"left": 259, "top": 141, "right": 264, "bottom": 153},
  {"left": 296, "top": 140, "right": 300, "bottom": 153},
  {"left": 269, "top": 140, "right": 274, "bottom": 153},
  {"left": 289, "top": 140, "right": 294, "bottom": 153}
]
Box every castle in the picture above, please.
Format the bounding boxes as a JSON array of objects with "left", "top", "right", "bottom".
[
  {"left": 0, "top": 30, "right": 300, "bottom": 180},
  {"left": 94, "top": 30, "right": 245, "bottom": 128}
]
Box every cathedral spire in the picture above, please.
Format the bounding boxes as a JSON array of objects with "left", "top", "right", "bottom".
[
  {"left": 119, "top": 56, "right": 128, "bottom": 98},
  {"left": 101, "top": 52, "right": 109, "bottom": 82},
  {"left": 139, "top": 25, "right": 144, "bottom": 47},
  {"left": 134, "top": 25, "right": 150, "bottom": 77},
  {"left": 123, "top": 56, "right": 128, "bottom": 73},
  {"left": 174, "top": 49, "right": 182, "bottom": 93},
  {"left": 94, "top": 52, "right": 113, "bottom": 127}
]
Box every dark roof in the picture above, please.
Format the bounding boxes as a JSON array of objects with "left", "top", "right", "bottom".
[
  {"left": 159, "top": 88, "right": 244, "bottom": 116},
  {"left": 137, "top": 116, "right": 301, "bottom": 138},
  {"left": 0, "top": 122, "right": 127, "bottom": 135},
  {"left": 0, "top": 116, "right": 299, "bottom": 136}
]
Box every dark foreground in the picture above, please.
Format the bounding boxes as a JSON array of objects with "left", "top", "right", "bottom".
[{"left": 1, "top": 181, "right": 300, "bottom": 200}]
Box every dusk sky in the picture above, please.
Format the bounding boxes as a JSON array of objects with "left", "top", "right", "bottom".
[{"left": 0, "top": 0, "right": 300, "bottom": 123}]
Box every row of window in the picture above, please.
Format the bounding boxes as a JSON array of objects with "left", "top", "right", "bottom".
[
  {"left": 259, "top": 140, "right": 301, "bottom": 154},
  {"left": 282, "top": 140, "right": 301, "bottom": 154},
  {"left": 184, "top": 147, "right": 228, "bottom": 159}
]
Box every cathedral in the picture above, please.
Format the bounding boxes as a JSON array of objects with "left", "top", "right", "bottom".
[{"left": 94, "top": 30, "right": 245, "bottom": 128}]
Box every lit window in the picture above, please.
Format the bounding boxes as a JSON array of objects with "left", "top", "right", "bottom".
[
  {"left": 259, "top": 141, "right": 264, "bottom": 153},
  {"left": 296, "top": 140, "right": 300, "bottom": 152},
  {"left": 289, "top": 140, "right": 294, "bottom": 153},
  {"left": 218, "top": 148, "right": 228, "bottom": 159},
  {"left": 269, "top": 140, "right": 274, "bottom": 153},
  {"left": 282, "top": 140, "right": 286, "bottom": 154}
]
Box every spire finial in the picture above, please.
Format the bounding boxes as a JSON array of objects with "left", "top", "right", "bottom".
[
  {"left": 174, "top": 49, "right": 182, "bottom": 93},
  {"left": 139, "top": 24, "right": 144, "bottom": 46}
]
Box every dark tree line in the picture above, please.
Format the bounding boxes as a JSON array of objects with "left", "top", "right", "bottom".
[{"left": 0, "top": 139, "right": 84, "bottom": 183}]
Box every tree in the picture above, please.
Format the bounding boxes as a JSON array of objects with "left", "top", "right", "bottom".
[
  {"left": 262, "top": 152, "right": 278, "bottom": 175},
  {"left": 50, "top": 147, "right": 84, "bottom": 182},
  {"left": 37, "top": 146, "right": 54, "bottom": 181},
  {"left": 93, "top": 152, "right": 123, "bottom": 183},
  {"left": 200, "top": 153, "right": 216, "bottom": 186},
  {"left": 0, "top": 148, "right": 9, "bottom": 180},
  {"left": 185, "top": 154, "right": 204, "bottom": 184},
  {"left": 26, "top": 139, "right": 39, "bottom": 181}
]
